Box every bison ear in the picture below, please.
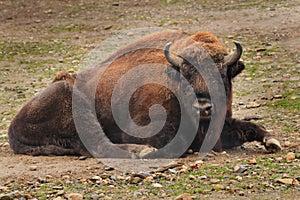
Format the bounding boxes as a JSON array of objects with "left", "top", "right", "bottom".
[{"left": 229, "top": 60, "right": 245, "bottom": 78}]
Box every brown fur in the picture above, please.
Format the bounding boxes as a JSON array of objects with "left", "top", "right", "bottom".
[
  {"left": 52, "top": 71, "right": 76, "bottom": 85},
  {"left": 8, "top": 30, "right": 269, "bottom": 157}
]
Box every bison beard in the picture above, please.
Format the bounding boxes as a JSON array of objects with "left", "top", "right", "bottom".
[{"left": 8, "top": 30, "right": 281, "bottom": 157}]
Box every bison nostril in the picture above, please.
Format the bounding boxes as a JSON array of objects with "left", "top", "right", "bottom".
[
  {"left": 205, "top": 105, "right": 212, "bottom": 111},
  {"left": 199, "top": 103, "right": 213, "bottom": 116},
  {"left": 200, "top": 104, "right": 212, "bottom": 112},
  {"left": 193, "top": 99, "right": 213, "bottom": 115}
]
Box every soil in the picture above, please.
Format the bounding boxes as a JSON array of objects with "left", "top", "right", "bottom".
[{"left": 0, "top": 0, "right": 299, "bottom": 199}]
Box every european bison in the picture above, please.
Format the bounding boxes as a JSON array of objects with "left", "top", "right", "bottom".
[{"left": 8, "top": 30, "right": 281, "bottom": 158}]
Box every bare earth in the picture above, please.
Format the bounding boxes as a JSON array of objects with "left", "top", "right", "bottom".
[{"left": 0, "top": 0, "right": 299, "bottom": 199}]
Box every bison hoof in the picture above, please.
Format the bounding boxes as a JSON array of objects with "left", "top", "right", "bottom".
[{"left": 264, "top": 138, "right": 282, "bottom": 153}]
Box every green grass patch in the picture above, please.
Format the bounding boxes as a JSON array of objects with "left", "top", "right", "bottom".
[
  {"left": 49, "top": 23, "right": 93, "bottom": 34},
  {"left": 0, "top": 40, "right": 81, "bottom": 61}
]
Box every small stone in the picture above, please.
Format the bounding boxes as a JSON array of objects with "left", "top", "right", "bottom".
[
  {"left": 71, "top": 60, "right": 79, "bottom": 64},
  {"left": 275, "top": 157, "right": 283, "bottom": 162},
  {"left": 45, "top": 9, "right": 54, "bottom": 14},
  {"left": 276, "top": 178, "right": 300, "bottom": 185},
  {"left": 236, "top": 176, "right": 243, "bottom": 181},
  {"left": 220, "top": 151, "right": 227, "bottom": 155},
  {"left": 0, "top": 142, "right": 9, "bottom": 148},
  {"left": 187, "top": 149, "right": 193, "bottom": 154},
  {"left": 168, "top": 169, "right": 177, "bottom": 174},
  {"left": 110, "top": 175, "right": 116, "bottom": 181},
  {"left": 58, "top": 58, "right": 64, "bottom": 63},
  {"left": 189, "top": 175, "right": 196, "bottom": 180},
  {"left": 130, "top": 177, "right": 143, "bottom": 184},
  {"left": 152, "top": 183, "right": 163, "bottom": 188},
  {"left": 68, "top": 68, "right": 75, "bottom": 73},
  {"left": 290, "top": 96, "right": 298, "bottom": 100},
  {"left": 53, "top": 197, "right": 63, "bottom": 200},
  {"left": 90, "top": 176, "right": 101, "bottom": 181},
  {"left": 139, "top": 171, "right": 152, "bottom": 178},
  {"left": 195, "top": 160, "right": 204, "bottom": 165},
  {"left": 248, "top": 158, "right": 257, "bottom": 165},
  {"left": 201, "top": 190, "right": 211, "bottom": 194},
  {"left": 273, "top": 94, "right": 283, "bottom": 99},
  {"left": 127, "top": 32, "right": 134, "bottom": 36},
  {"left": 68, "top": 193, "right": 83, "bottom": 200},
  {"left": 98, "top": 193, "right": 105, "bottom": 198},
  {"left": 214, "top": 184, "right": 224, "bottom": 190},
  {"left": 105, "top": 166, "right": 114, "bottom": 171},
  {"left": 29, "top": 166, "right": 37, "bottom": 171},
  {"left": 143, "top": 176, "right": 154, "bottom": 182},
  {"left": 52, "top": 186, "right": 63, "bottom": 190},
  {"left": 246, "top": 102, "right": 261, "bottom": 108},
  {"left": 238, "top": 191, "right": 245, "bottom": 196},
  {"left": 78, "top": 156, "right": 88, "bottom": 160},
  {"left": 101, "top": 179, "right": 108, "bottom": 185},
  {"left": 255, "top": 47, "right": 267, "bottom": 52},
  {"left": 62, "top": 175, "right": 70, "bottom": 180},
  {"left": 267, "top": 7, "right": 276, "bottom": 11},
  {"left": 285, "top": 152, "right": 295, "bottom": 161},
  {"left": 174, "top": 193, "right": 192, "bottom": 200},
  {"left": 260, "top": 78, "right": 267, "bottom": 82},
  {"left": 91, "top": 194, "right": 99, "bottom": 200},
  {"left": 233, "top": 165, "right": 241, "bottom": 173},
  {"left": 103, "top": 25, "right": 113, "bottom": 30},
  {"left": 133, "top": 190, "right": 142, "bottom": 196},
  {"left": 283, "top": 141, "right": 292, "bottom": 147},
  {"left": 45, "top": 175, "right": 53, "bottom": 179},
  {"left": 243, "top": 115, "right": 262, "bottom": 121},
  {"left": 210, "top": 179, "right": 220, "bottom": 184},
  {"left": 199, "top": 175, "right": 207, "bottom": 180}
]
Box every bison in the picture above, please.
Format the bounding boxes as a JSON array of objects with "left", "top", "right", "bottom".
[{"left": 8, "top": 30, "right": 281, "bottom": 158}]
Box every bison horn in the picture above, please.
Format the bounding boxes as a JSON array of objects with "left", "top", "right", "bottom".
[
  {"left": 164, "top": 42, "right": 183, "bottom": 68},
  {"left": 224, "top": 41, "right": 243, "bottom": 66}
]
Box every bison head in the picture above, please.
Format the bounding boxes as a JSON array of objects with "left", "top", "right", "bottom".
[{"left": 164, "top": 37, "right": 245, "bottom": 121}]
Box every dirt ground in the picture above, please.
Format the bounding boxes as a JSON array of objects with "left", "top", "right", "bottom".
[{"left": 0, "top": 0, "right": 299, "bottom": 199}]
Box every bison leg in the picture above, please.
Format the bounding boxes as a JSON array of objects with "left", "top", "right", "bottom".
[
  {"left": 8, "top": 126, "right": 88, "bottom": 156},
  {"left": 221, "top": 118, "right": 275, "bottom": 150},
  {"left": 221, "top": 118, "right": 267, "bottom": 148},
  {"left": 212, "top": 138, "right": 223, "bottom": 152}
]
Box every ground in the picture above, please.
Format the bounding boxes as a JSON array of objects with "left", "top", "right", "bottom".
[{"left": 0, "top": 0, "right": 299, "bottom": 199}]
